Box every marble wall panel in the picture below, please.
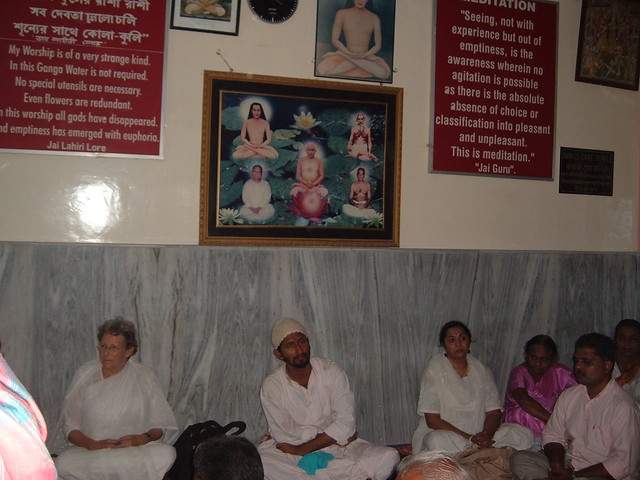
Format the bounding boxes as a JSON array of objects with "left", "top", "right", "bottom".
[
  {"left": 555, "top": 253, "right": 606, "bottom": 366},
  {"left": 0, "top": 245, "right": 35, "bottom": 382},
  {"left": 468, "top": 253, "right": 561, "bottom": 393},
  {"left": 601, "top": 253, "right": 639, "bottom": 330},
  {"left": 31, "top": 244, "right": 106, "bottom": 427},
  {"left": 0, "top": 242, "right": 637, "bottom": 447}
]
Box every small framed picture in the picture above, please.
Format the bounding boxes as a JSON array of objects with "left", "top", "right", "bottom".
[
  {"left": 199, "top": 71, "right": 403, "bottom": 247},
  {"left": 575, "top": 0, "right": 640, "bottom": 90},
  {"left": 314, "top": 0, "right": 396, "bottom": 83},
  {"left": 170, "top": 0, "right": 241, "bottom": 36}
]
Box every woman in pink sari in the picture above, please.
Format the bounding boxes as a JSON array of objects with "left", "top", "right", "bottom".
[
  {"left": 0, "top": 342, "right": 57, "bottom": 480},
  {"left": 503, "top": 335, "right": 575, "bottom": 449}
]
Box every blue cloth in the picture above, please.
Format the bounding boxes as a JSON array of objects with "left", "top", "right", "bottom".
[{"left": 297, "top": 451, "right": 335, "bottom": 475}]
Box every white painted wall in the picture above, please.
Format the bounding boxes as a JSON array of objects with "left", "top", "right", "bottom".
[{"left": 0, "top": 0, "right": 638, "bottom": 250}]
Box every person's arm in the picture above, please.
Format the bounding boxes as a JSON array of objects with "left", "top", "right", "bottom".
[
  {"left": 262, "top": 181, "right": 272, "bottom": 206},
  {"left": 347, "top": 128, "right": 355, "bottom": 151},
  {"left": 363, "top": 16, "right": 382, "bottom": 57},
  {"left": 511, "top": 387, "right": 551, "bottom": 423},
  {"left": 366, "top": 127, "right": 373, "bottom": 152},
  {"left": 68, "top": 430, "right": 118, "bottom": 450},
  {"left": 242, "top": 182, "right": 252, "bottom": 207},
  {"left": 541, "top": 389, "right": 574, "bottom": 478},
  {"left": 573, "top": 463, "right": 614, "bottom": 479},
  {"left": 473, "top": 409, "right": 501, "bottom": 448},
  {"left": 330, "top": 11, "right": 353, "bottom": 56},
  {"left": 544, "top": 442, "right": 573, "bottom": 480},
  {"left": 261, "top": 378, "right": 317, "bottom": 446},
  {"left": 312, "top": 160, "right": 325, "bottom": 186},
  {"left": 261, "top": 121, "right": 273, "bottom": 147},
  {"left": 474, "top": 363, "right": 503, "bottom": 447},
  {"left": 240, "top": 120, "right": 250, "bottom": 145},
  {"left": 425, "top": 413, "right": 472, "bottom": 440},
  {"left": 115, "top": 428, "right": 163, "bottom": 448},
  {"left": 595, "top": 399, "right": 640, "bottom": 480},
  {"left": 322, "top": 364, "right": 357, "bottom": 445},
  {"left": 276, "top": 432, "right": 335, "bottom": 456},
  {"left": 295, "top": 158, "right": 303, "bottom": 183}
]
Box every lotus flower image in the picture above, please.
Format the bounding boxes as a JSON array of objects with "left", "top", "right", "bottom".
[
  {"left": 363, "top": 212, "right": 384, "bottom": 228},
  {"left": 218, "top": 208, "right": 243, "bottom": 225},
  {"left": 291, "top": 111, "right": 321, "bottom": 131}
]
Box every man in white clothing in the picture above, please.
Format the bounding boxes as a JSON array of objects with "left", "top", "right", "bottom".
[
  {"left": 258, "top": 318, "right": 399, "bottom": 480},
  {"left": 511, "top": 332, "right": 640, "bottom": 480}
]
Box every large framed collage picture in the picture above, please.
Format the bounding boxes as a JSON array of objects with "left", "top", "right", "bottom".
[
  {"left": 199, "top": 72, "right": 402, "bottom": 247},
  {"left": 575, "top": 0, "right": 640, "bottom": 90}
]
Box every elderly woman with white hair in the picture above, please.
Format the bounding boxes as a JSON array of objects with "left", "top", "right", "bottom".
[
  {"left": 396, "top": 451, "right": 470, "bottom": 480},
  {"left": 55, "top": 317, "right": 178, "bottom": 480}
]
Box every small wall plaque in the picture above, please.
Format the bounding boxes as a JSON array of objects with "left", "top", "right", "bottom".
[{"left": 559, "top": 147, "right": 614, "bottom": 196}]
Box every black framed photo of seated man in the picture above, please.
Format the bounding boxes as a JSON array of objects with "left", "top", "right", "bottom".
[
  {"left": 314, "top": 0, "right": 396, "bottom": 83},
  {"left": 170, "top": 0, "right": 241, "bottom": 36},
  {"left": 199, "top": 71, "right": 403, "bottom": 247}
]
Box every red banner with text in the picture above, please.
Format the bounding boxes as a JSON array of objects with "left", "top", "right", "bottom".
[
  {"left": 0, "top": 0, "right": 166, "bottom": 156},
  {"left": 432, "top": 0, "right": 557, "bottom": 178}
]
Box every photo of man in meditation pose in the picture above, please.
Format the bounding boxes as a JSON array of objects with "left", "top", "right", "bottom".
[
  {"left": 347, "top": 111, "right": 378, "bottom": 161},
  {"left": 233, "top": 102, "right": 279, "bottom": 160},
  {"left": 316, "top": 0, "right": 393, "bottom": 82},
  {"left": 289, "top": 142, "right": 330, "bottom": 224}
]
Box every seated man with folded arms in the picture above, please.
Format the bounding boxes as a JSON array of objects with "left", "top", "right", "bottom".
[
  {"left": 258, "top": 318, "right": 400, "bottom": 480},
  {"left": 511, "top": 333, "right": 640, "bottom": 480}
]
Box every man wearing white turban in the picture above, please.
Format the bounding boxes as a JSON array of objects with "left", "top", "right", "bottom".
[{"left": 258, "top": 318, "right": 399, "bottom": 480}]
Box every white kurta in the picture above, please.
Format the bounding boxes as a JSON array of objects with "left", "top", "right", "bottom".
[
  {"left": 240, "top": 179, "right": 275, "bottom": 222},
  {"left": 613, "top": 364, "right": 640, "bottom": 406},
  {"left": 412, "top": 353, "right": 532, "bottom": 454},
  {"left": 542, "top": 380, "right": 640, "bottom": 479},
  {"left": 259, "top": 357, "right": 399, "bottom": 480},
  {"left": 55, "top": 360, "right": 177, "bottom": 480}
]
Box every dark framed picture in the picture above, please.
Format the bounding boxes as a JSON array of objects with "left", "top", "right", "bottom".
[
  {"left": 170, "top": 0, "right": 240, "bottom": 36},
  {"left": 199, "top": 72, "right": 403, "bottom": 247},
  {"left": 314, "top": 0, "right": 396, "bottom": 83},
  {"left": 575, "top": 0, "right": 640, "bottom": 90}
]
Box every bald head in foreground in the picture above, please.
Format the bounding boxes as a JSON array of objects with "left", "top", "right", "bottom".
[{"left": 396, "top": 451, "right": 470, "bottom": 480}]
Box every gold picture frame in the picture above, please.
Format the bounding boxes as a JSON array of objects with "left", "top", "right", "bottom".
[{"left": 199, "top": 72, "right": 402, "bottom": 247}]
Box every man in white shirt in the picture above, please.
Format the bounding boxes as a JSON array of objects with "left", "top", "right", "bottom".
[
  {"left": 258, "top": 318, "right": 399, "bottom": 480},
  {"left": 511, "top": 332, "right": 640, "bottom": 480}
]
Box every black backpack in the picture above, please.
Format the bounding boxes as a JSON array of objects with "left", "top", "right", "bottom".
[{"left": 164, "top": 420, "right": 246, "bottom": 480}]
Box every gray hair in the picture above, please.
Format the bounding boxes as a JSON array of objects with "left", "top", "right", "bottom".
[
  {"left": 97, "top": 317, "right": 138, "bottom": 355},
  {"left": 397, "top": 451, "right": 470, "bottom": 480}
]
